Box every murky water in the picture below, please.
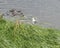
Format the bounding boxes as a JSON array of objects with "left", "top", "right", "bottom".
[{"left": 0, "top": 0, "right": 60, "bottom": 29}]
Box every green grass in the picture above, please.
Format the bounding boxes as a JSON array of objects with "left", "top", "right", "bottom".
[{"left": 0, "top": 19, "right": 60, "bottom": 48}]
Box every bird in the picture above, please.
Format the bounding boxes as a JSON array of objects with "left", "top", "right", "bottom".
[
  {"left": 17, "top": 10, "right": 21, "bottom": 13},
  {"left": 9, "top": 9, "right": 17, "bottom": 16},
  {"left": 32, "top": 17, "right": 37, "bottom": 24},
  {"left": 9, "top": 9, "right": 15, "bottom": 12}
]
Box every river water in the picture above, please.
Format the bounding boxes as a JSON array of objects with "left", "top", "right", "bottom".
[{"left": 0, "top": 0, "right": 60, "bottom": 29}]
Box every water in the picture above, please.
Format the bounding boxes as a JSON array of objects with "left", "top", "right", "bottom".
[{"left": 0, "top": 0, "right": 60, "bottom": 29}]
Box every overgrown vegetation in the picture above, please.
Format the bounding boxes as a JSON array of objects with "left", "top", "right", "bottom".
[{"left": 0, "top": 18, "right": 60, "bottom": 48}]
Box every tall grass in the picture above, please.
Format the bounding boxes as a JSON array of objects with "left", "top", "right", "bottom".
[{"left": 0, "top": 18, "right": 60, "bottom": 48}]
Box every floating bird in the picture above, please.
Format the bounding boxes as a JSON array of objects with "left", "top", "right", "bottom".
[
  {"left": 9, "top": 9, "right": 15, "bottom": 12},
  {"left": 17, "top": 10, "right": 21, "bottom": 13},
  {"left": 9, "top": 9, "right": 16, "bottom": 16}
]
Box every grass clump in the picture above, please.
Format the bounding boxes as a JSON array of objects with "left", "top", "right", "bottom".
[{"left": 0, "top": 19, "right": 60, "bottom": 48}]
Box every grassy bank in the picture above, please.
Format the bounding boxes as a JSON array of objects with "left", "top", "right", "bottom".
[{"left": 0, "top": 19, "right": 60, "bottom": 48}]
